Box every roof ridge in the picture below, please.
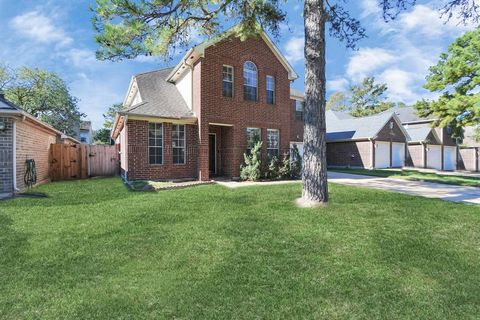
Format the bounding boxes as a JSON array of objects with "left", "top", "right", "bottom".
[{"left": 134, "top": 67, "right": 175, "bottom": 78}]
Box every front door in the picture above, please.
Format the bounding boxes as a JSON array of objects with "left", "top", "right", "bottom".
[{"left": 209, "top": 134, "right": 216, "bottom": 175}]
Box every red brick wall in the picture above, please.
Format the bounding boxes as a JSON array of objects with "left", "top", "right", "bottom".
[
  {"left": 458, "top": 147, "right": 478, "bottom": 172},
  {"left": 15, "top": 119, "right": 58, "bottom": 190},
  {"left": 198, "top": 35, "right": 293, "bottom": 178},
  {"left": 406, "top": 144, "right": 424, "bottom": 168},
  {"left": 126, "top": 120, "right": 198, "bottom": 180},
  {"left": 327, "top": 141, "right": 372, "bottom": 168},
  {"left": 290, "top": 99, "right": 304, "bottom": 142}
]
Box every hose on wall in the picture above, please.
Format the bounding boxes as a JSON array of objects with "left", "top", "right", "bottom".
[{"left": 24, "top": 159, "right": 37, "bottom": 188}]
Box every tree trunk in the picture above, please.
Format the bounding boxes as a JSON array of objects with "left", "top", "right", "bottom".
[{"left": 300, "top": 0, "right": 328, "bottom": 205}]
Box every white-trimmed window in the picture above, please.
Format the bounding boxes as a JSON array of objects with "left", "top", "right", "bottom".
[
  {"left": 266, "top": 75, "right": 275, "bottom": 104},
  {"left": 246, "top": 127, "right": 261, "bottom": 153},
  {"left": 222, "top": 65, "right": 233, "bottom": 97},
  {"left": 267, "top": 129, "right": 279, "bottom": 159},
  {"left": 172, "top": 124, "right": 186, "bottom": 164},
  {"left": 294, "top": 100, "right": 304, "bottom": 121},
  {"left": 148, "top": 123, "right": 163, "bottom": 164},
  {"left": 243, "top": 61, "right": 258, "bottom": 101}
]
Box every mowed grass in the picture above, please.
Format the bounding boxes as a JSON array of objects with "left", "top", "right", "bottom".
[
  {"left": 1, "top": 178, "right": 480, "bottom": 319},
  {"left": 331, "top": 168, "right": 480, "bottom": 187}
]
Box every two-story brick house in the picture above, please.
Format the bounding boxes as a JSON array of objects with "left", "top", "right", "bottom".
[{"left": 112, "top": 30, "right": 298, "bottom": 181}]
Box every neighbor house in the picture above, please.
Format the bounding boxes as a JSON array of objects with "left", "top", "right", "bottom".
[
  {"left": 390, "top": 107, "right": 458, "bottom": 171},
  {"left": 112, "top": 29, "right": 298, "bottom": 181},
  {"left": 0, "top": 94, "right": 79, "bottom": 195},
  {"left": 77, "top": 121, "right": 93, "bottom": 144}
]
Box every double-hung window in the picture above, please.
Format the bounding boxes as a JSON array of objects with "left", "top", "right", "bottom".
[
  {"left": 243, "top": 61, "right": 258, "bottom": 101},
  {"left": 148, "top": 123, "right": 163, "bottom": 164},
  {"left": 246, "top": 127, "right": 261, "bottom": 154},
  {"left": 172, "top": 124, "right": 186, "bottom": 164},
  {"left": 267, "top": 129, "right": 279, "bottom": 159},
  {"left": 266, "top": 75, "right": 275, "bottom": 104},
  {"left": 222, "top": 65, "right": 233, "bottom": 97},
  {"left": 294, "top": 100, "right": 304, "bottom": 121}
]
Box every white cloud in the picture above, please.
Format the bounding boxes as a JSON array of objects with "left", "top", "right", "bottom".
[
  {"left": 346, "top": 48, "right": 396, "bottom": 81},
  {"left": 360, "top": 0, "right": 381, "bottom": 18},
  {"left": 10, "top": 11, "right": 72, "bottom": 47},
  {"left": 284, "top": 37, "right": 304, "bottom": 64},
  {"left": 65, "top": 49, "right": 102, "bottom": 68},
  {"left": 327, "top": 78, "right": 350, "bottom": 92}
]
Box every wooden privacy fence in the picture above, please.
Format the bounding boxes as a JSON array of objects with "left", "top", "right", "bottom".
[{"left": 50, "top": 144, "right": 119, "bottom": 181}]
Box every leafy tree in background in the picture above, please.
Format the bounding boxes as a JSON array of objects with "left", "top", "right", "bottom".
[
  {"left": 103, "top": 102, "right": 123, "bottom": 128},
  {"left": 92, "top": 0, "right": 479, "bottom": 206},
  {"left": 349, "top": 77, "right": 393, "bottom": 117},
  {"left": 416, "top": 28, "right": 480, "bottom": 137},
  {"left": 326, "top": 92, "right": 348, "bottom": 111},
  {"left": 94, "top": 127, "right": 112, "bottom": 144},
  {"left": 2, "top": 65, "right": 84, "bottom": 136},
  {"left": 0, "top": 64, "right": 15, "bottom": 90}
]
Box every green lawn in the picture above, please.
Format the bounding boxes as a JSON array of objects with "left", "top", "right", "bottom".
[
  {"left": 331, "top": 168, "right": 480, "bottom": 187},
  {"left": 1, "top": 178, "right": 479, "bottom": 319}
]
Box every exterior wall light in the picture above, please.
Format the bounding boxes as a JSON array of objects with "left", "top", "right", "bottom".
[{"left": 0, "top": 121, "right": 6, "bottom": 131}]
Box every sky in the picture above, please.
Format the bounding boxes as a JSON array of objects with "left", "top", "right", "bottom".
[{"left": 0, "top": 0, "right": 475, "bottom": 130}]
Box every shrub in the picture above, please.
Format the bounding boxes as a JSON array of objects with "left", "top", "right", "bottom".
[
  {"left": 240, "top": 141, "right": 262, "bottom": 181},
  {"left": 278, "top": 152, "right": 291, "bottom": 180},
  {"left": 266, "top": 156, "right": 280, "bottom": 180},
  {"left": 290, "top": 144, "right": 302, "bottom": 179}
]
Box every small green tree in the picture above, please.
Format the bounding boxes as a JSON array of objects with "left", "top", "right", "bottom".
[
  {"left": 94, "top": 128, "right": 112, "bottom": 144},
  {"left": 326, "top": 91, "right": 348, "bottom": 111},
  {"left": 103, "top": 102, "right": 123, "bottom": 128},
  {"left": 278, "top": 152, "right": 291, "bottom": 180},
  {"left": 240, "top": 141, "right": 262, "bottom": 181},
  {"left": 266, "top": 156, "right": 280, "bottom": 180},
  {"left": 290, "top": 145, "right": 302, "bottom": 179},
  {"left": 349, "top": 77, "right": 393, "bottom": 117}
]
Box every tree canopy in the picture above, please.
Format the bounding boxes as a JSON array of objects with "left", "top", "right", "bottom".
[
  {"left": 416, "top": 27, "right": 480, "bottom": 137},
  {"left": 349, "top": 77, "right": 394, "bottom": 117},
  {"left": 326, "top": 92, "right": 348, "bottom": 111},
  {"left": 1, "top": 65, "right": 84, "bottom": 136},
  {"left": 103, "top": 102, "right": 123, "bottom": 128}
]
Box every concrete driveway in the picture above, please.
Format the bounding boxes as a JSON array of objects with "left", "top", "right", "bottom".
[{"left": 328, "top": 171, "right": 480, "bottom": 205}]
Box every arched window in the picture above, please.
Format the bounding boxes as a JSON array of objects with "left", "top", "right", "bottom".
[{"left": 243, "top": 61, "right": 258, "bottom": 101}]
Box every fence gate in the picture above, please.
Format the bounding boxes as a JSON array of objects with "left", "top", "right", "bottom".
[
  {"left": 50, "top": 144, "right": 119, "bottom": 181},
  {"left": 88, "top": 145, "right": 120, "bottom": 177}
]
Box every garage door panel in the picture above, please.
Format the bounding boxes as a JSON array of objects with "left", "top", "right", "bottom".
[
  {"left": 443, "top": 146, "right": 457, "bottom": 171},
  {"left": 375, "top": 142, "right": 390, "bottom": 169},
  {"left": 426, "top": 145, "right": 442, "bottom": 170},
  {"left": 392, "top": 142, "right": 405, "bottom": 167}
]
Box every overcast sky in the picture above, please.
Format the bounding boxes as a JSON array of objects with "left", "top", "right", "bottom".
[{"left": 0, "top": 0, "right": 473, "bottom": 129}]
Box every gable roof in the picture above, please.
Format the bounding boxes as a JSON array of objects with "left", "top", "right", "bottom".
[
  {"left": 0, "top": 95, "right": 20, "bottom": 111},
  {"left": 405, "top": 126, "right": 441, "bottom": 143},
  {"left": 167, "top": 27, "right": 298, "bottom": 82},
  {"left": 326, "top": 110, "right": 410, "bottom": 142},
  {"left": 387, "top": 106, "right": 435, "bottom": 124},
  {"left": 119, "top": 68, "right": 195, "bottom": 120}
]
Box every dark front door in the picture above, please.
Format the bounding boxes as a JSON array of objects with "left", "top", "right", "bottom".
[{"left": 209, "top": 134, "right": 216, "bottom": 175}]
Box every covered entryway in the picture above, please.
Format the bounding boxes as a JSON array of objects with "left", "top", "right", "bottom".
[
  {"left": 426, "top": 144, "right": 442, "bottom": 170},
  {"left": 392, "top": 142, "right": 405, "bottom": 167},
  {"left": 443, "top": 146, "right": 457, "bottom": 171},
  {"left": 375, "top": 141, "right": 390, "bottom": 169},
  {"left": 208, "top": 134, "right": 217, "bottom": 175}
]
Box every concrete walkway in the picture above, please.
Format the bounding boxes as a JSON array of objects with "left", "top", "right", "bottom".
[{"left": 328, "top": 171, "right": 480, "bottom": 205}]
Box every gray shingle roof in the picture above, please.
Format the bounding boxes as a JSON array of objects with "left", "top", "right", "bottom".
[
  {"left": 387, "top": 106, "right": 434, "bottom": 123},
  {"left": 326, "top": 110, "right": 406, "bottom": 141},
  {"left": 0, "top": 96, "right": 20, "bottom": 111},
  {"left": 122, "top": 68, "right": 195, "bottom": 119},
  {"left": 405, "top": 126, "right": 434, "bottom": 142}
]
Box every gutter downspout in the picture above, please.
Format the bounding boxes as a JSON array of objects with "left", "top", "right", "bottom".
[{"left": 12, "top": 120, "right": 19, "bottom": 192}]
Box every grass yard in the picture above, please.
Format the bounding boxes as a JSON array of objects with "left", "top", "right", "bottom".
[
  {"left": 331, "top": 168, "right": 480, "bottom": 187},
  {"left": 1, "top": 178, "right": 480, "bottom": 319}
]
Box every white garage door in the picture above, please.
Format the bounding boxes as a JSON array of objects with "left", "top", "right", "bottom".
[
  {"left": 392, "top": 142, "right": 405, "bottom": 168},
  {"left": 426, "top": 145, "right": 442, "bottom": 170},
  {"left": 443, "top": 146, "right": 457, "bottom": 171},
  {"left": 375, "top": 141, "right": 390, "bottom": 169}
]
